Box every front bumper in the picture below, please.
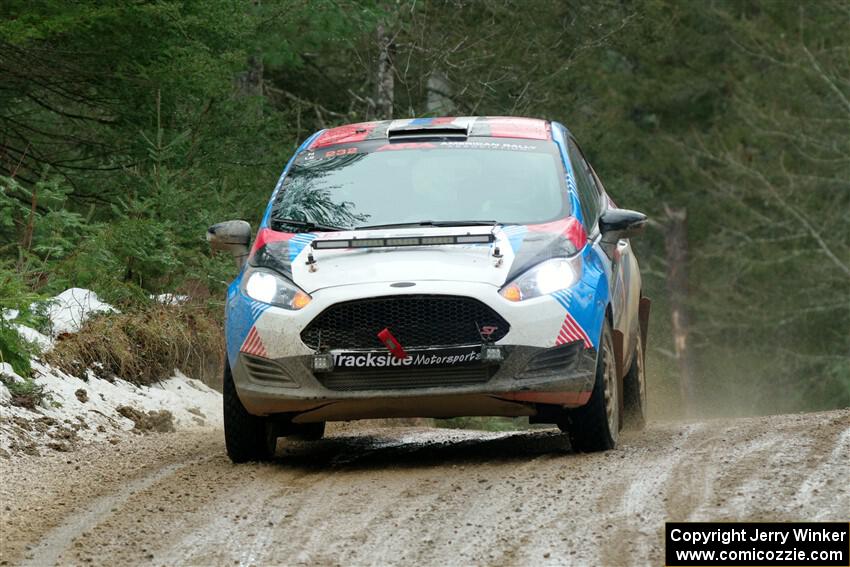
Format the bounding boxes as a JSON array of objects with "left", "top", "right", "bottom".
[{"left": 226, "top": 280, "right": 598, "bottom": 420}]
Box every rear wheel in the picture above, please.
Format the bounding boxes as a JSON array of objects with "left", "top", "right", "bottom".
[
  {"left": 223, "top": 361, "right": 276, "bottom": 463},
  {"left": 623, "top": 333, "right": 648, "bottom": 430},
  {"left": 559, "top": 320, "right": 619, "bottom": 452}
]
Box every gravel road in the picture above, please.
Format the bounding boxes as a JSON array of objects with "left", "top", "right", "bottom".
[{"left": 2, "top": 409, "right": 848, "bottom": 566}]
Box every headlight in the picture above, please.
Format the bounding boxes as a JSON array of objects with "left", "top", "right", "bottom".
[
  {"left": 241, "top": 268, "right": 311, "bottom": 310},
  {"left": 499, "top": 258, "right": 581, "bottom": 302}
]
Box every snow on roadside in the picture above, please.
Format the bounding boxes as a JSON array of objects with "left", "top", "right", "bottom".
[
  {"left": 2, "top": 308, "right": 54, "bottom": 350},
  {"left": 0, "top": 362, "right": 24, "bottom": 384},
  {"left": 0, "top": 287, "right": 222, "bottom": 458},
  {"left": 13, "top": 323, "right": 53, "bottom": 350},
  {"left": 45, "top": 287, "right": 116, "bottom": 336},
  {"left": 0, "top": 361, "right": 221, "bottom": 457},
  {"left": 0, "top": 288, "right": 221, "bottom": 457},
  {"left": 151, "top": 293, "right": 189, "bottom": 305}
]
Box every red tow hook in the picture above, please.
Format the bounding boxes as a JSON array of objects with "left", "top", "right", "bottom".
[{"left": 377, "top": 327, "right": 408, "bottom": 360}]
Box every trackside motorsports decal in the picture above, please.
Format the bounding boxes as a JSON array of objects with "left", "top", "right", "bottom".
[{"left": 332, "top": 347, "right": 482, "bottom": 369}]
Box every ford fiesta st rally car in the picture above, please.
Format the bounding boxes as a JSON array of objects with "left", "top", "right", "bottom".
[{"left": 208, "top": 116, "right": 651, "bottom": 463}]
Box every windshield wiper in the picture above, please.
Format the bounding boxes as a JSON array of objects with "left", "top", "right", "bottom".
[
  {"left": 355, "top": 220, "right": 498, "bottom": 230},
  {"left": 270, "top": 218, "right": 346, "bottom": 232}
]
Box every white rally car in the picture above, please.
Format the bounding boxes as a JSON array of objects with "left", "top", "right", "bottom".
[{"left": 208, "top": 116, "right": 650, "bottom": 463}]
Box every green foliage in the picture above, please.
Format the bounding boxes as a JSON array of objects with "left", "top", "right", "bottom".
[
  {"left": 0, "top": 264, "right": 42, "bottom": 377},
  {"left": 0, "top": 324, "right": 35, "bottom": 378}
]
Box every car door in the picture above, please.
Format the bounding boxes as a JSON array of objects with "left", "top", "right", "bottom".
[
  {"left": 572, "top": 139, "right": 642, "bottom": 368},
  {"left": 562, "top": 135, "right": 613, "bottom": 343},
  {"left": 566, "top": 136, "right": 637, "bottom": 358}
]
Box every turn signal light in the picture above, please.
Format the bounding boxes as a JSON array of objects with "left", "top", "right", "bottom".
[
  {"left": 501, "top": 283, "right": 522, "bottom": 302},
  {"left": 292, "top": 291, "right": 312, "bottom": 310}
]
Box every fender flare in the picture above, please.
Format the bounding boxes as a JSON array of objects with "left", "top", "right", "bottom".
[
  {"left": 607, "top": 305, "right": 627, "bottom": 427},
  {"left": 612, "top": 325, "right": 626, "bottom": 427},
  {"left": 638, "top": 296, "right": 652, "bottom": 361}
]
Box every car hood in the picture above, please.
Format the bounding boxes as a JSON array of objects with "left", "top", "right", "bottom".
[{"left": 248, "top": 220, "right": 584, "bottom": 294}]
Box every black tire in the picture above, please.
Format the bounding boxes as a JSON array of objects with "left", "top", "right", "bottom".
[
  {"left": 559, "top": 320, "right": 619, "bottom": 452},
  {"left": 289, "top": 421, "right": 325, "bottom": 441},
  {"left": 623, "top": 333, "right": 648, "bottom": 430},
  {"left": 223, "top": 361, "right": 276, "bottom": 463}
]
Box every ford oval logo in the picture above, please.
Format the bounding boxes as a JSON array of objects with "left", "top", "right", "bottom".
[{"left": 390, "top": 282, "right": 416, "bottom": 288}]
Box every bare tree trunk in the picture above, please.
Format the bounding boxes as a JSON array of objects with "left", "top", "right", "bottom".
[
  {"left": 237, "top": 54, "right": 264, "bottom": 98},
  {"left": 239, "top": 55, "right": 263, "bottom": 96},
  {"left": 426, "top": 70, "right": 454, "bottom": 115},
  {"left": 663, "top": 205, "right": 696, "bottom": 414},
  {"left": 375, "top": 23, "right": 395, "bottom": 120},
  {"left": 21, "top": 185, "right": 37, "bottom": 252},
  {"left": 236, "top": 1, "right": 263, "bottom": 107}
]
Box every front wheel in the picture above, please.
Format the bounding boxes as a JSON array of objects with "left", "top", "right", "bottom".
[
  {"left": 559, "top": 320, "right": 619, "bottom": 452},
  {"left": 223, "top": 361, "right": 276, "bottom": 463}
]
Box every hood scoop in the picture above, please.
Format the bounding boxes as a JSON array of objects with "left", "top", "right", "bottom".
[{"left": 386, "top": 124, "right": 469, "bottom": 141}]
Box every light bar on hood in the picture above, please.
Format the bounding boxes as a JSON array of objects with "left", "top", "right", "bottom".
[{"left": 311, "top": 233, "right": 494, "bottom": 250}]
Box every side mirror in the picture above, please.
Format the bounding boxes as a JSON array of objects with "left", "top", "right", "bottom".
[
  {"left": 599, "top": 209, "right": 647, "bottom": 241},
  {"left": 207, "top": 220, "right": 252, "bottom": 269}
]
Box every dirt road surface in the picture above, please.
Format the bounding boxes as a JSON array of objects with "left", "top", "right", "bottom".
[{"left": 2, "top": 409, "right": 848, "bottom": 566}]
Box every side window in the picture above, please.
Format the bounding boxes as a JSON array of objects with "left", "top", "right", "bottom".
[
  {"left": 587, "top": 163, "right": 612, "bottom": 209},
  {"left": 567, "top": 138, "right": 601, "bottom": 230}
]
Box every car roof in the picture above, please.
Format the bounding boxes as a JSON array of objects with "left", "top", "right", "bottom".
[{"left": 308, "top": 116, "right": 552, "bottom": 150}]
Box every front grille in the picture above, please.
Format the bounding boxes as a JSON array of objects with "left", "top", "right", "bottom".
[
  {"left": 316, "top": 366, "right": 495, "bottom": 391},
  {"left": 301, "top": 295, "right": 510, "bottom": 350}
]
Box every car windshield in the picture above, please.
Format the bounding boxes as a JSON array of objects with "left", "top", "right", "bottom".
[{"left": 271, "top": 138, "right": 569, "bottom": 230}]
